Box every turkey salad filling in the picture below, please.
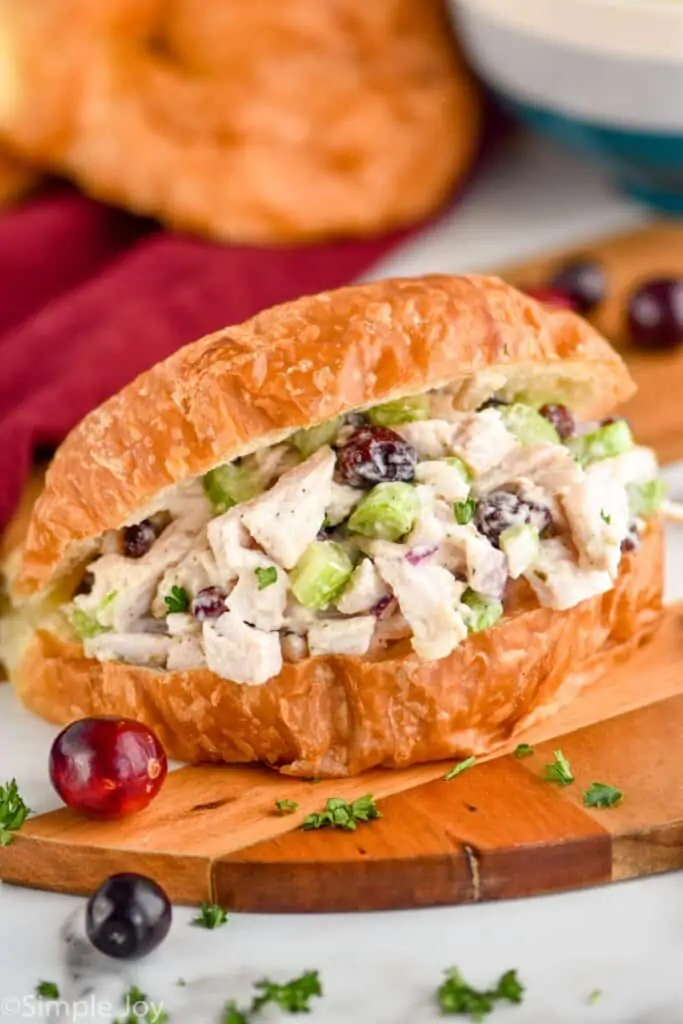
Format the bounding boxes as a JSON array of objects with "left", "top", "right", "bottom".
[{"left": 66, "top": 390, "right": 664, "bottom": 685}]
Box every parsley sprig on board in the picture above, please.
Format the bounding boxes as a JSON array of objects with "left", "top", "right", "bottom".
[
  {"left": 0, "top": 779, "right": 31, "bottom": 846},
  {"left": 542, "top": 749, "right": 574, "bottom": 786},
  {"left": 302, "top": 795, "right": 381, "bottom": 831}
]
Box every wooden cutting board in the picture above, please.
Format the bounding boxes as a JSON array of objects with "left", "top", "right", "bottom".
[{"left": 3, "top": 222, "right": 683, "bottom": 912}]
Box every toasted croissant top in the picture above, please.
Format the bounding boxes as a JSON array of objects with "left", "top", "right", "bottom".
[{"left": 15, "top": 274, "right": 633, "bottom": 598}]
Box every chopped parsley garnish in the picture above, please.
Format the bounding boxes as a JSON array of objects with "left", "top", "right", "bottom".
[
  {"left": 542, "top": 749, "right": 574, "bottom": 786},
  {"left": 513, "top": 743, "right": 534, "bottom": 759},
  {"left": 114, "top": 986, "right": 169, "bottom": 1024},
  {"left": 176, "top": 978, "right": 187, "bottom": 987},
  {"left": 252, "top": 971, "right": 322, "bottom": 1013},
  {"left": 224, "top": 1005, "right": 250, "bottom": 1024},
  {"left": 0, "top": 779, "right": 31, "bottom": 846},
  {"left": 302, "top": 794, "right": 381, "bottom": 831},
  {"left": 255, "top": 566, "right": 278, "bottom": 590},
  {"left": 588, "top": 989, "right": 602, "bottom": 1005},
  {"left": 600, "top": 509, "right": 612, "bottom": 525},
  {"left": 35, "top": 981, "right": 60, "bottom": 999},
  {"left": 437, "top": 967, "right": 524, "bottom": 1020},
  {"left": 583, "top": 782, "right": 623, "bottom": 809},
  {"left": 223, "top": 970, "right": 322, "bottom": 1022},
  {"left": 192, "top": 901, "right": 229, "bottom": 929},
  {"left": 443, "top": 756, "right": 477, "bottom": 781},
  {"left": 164, "top": 585, "right": 190, "bottom": 614},
  {"left": 454, "top": 497, "right": 475, "bottom": 525},
  {"left": 275, "top": 799, "right": 299, "bottom": 816}
]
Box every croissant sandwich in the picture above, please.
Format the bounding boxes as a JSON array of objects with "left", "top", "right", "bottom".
[{"left": 3, "top": 276, "right": 664, "bottom": 776}]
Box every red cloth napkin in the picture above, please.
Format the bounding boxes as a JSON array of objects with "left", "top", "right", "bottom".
[{"left": 0, "top": 186, "right": 445, "bottom": 530}]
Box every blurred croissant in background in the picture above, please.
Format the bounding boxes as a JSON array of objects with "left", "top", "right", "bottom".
[{"left": 0, "top": 0, "right": 480, "bottom": 243}]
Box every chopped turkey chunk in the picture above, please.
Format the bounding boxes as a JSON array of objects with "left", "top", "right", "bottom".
[
  {"left": 227, "top": 558, "right": 287, "bottom": 631},
  {"left": 308, "top": 616, "right": 376, "bottom": 656},
  {"left": 207, "top": 506, "right": 258, "bottom": 579},
  {"left": 398, "top": 410, "right": 516, "bottom": 475},
  {"left": 84, "top": 632, "right": 172, "bottom": 667},
  {"left": 166, "top": 612, "right": 199, "bottom": 636},
  {"left": 475, "top": 442, "right": 581, "bottom": 498},
  {"left": 524, "top": 538, "right": 613, "bottom": 611},
  {"left": 152, "top": 541, "right": 221, "bottom": 617},
  {"left": 162, "top": 480, "right": 213, "bottom": 529},
  {"left": 282, "top": 596, "right": 319, "bottom": 636},
  {"left": 203, "top": 613, "right": 282, "bottom": 684},
  {"left": 336, "top": 558, "right": 390, "bottom": 615},
  {"left": 408, "top": 502, "right": 506, "bottom": 598},
  {"left": 375, "top": 556, "right": 467, "bottom": 660},
  {"left": 167, "top": 636, "right": 207, "bottom": 671},
  {"left": 596, "top": 446, "right": 659, "bottom": 488},
  {"left": 326, "top": 481, "right": 363, "bottom": 526},
  {"left": 415, "top": 460, "right": 470, "bottom": 502},
  {"left": 562, "top": 463, "right": 630, "bottom": 577},
  {"left": 75, "top": 513, "right": 203, "bottom": 633},
  {"left": 238, "top": 446, "right": 335, "bottom": 568},
  {"left": 282, "top": 632, "right": 309, "bottom": 662},
  {"left": 250, "top": 443, "right": 302, "bottom": 487}
]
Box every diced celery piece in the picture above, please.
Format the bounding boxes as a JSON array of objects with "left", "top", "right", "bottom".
[
  {"left": 347, "top": 483, "right": 420, "bottom": 541},
  {"left": 290, "top": 541, "right": 353, "bottom": 610},
  {"left": 565, "top": 420, "right": 634, "bottom": 467},
  {"left": 367, "top": 395, "right": 429, "bottom": 427},
  {"left": 444, "top": 456, "right": 473, "bottom": 483},
  {"left": 71, "top": 609, "right": 110, "bottom": 640},
  {"left": 96, "top": 589, "right": 119, "bottom": 628},
  {"left": 627, "top": 478, "right": 667, "bottom": 517},
  {"left": 461, "top": 590, "right": 504, "bottom": 633},
  {"left": 499, "top": 524, "right": 539, "bottom": 579},
  {"left": 203, "top": 461, "right": 263, "bottom": 513},
  {"left": 501, "top": 403, "right": 560, "bottom": 446},
  {"left": 290, "top": 418, "right": 341, "bottom": 458}
]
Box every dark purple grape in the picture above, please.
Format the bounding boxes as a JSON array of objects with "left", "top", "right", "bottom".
[
  {"left": 626, "top": 278, "right": 683, "bottom": 351},
  {"left": 539, "top": 403, "right": 575, "bottom": 440},
  {"left": 621, "top": 525, "right": 640, "bottom": 554},
  {"left": 75, "top": 570, "right": 95, "bottom": 596},
  {"left": 476, "top": 397, "right": 509, "bottom": 412},
  {"left": 550, "top": 257, "right": 606, "bottom": 315},
  {"left": 192, "top": 586, "right": 229, "bottom": 622},
  {"left": 337, "top": 426, "right": 417, "bottom": 488},
  {"left": 475, "top": 490, "right": 552, "bottom": 549},
  {"left": 86, "top": 873, "right": 171, "bottom": 960},
  {"left": 123, "top": 520, "right": 157, "bottom": 559}
]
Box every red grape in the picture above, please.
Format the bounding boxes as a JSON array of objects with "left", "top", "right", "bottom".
[
  {"left": 626, "top": 278, "right": 683, "bottom": 350},
  {"left": 49, "top": 717, "right": 167, "bottom": 819}
]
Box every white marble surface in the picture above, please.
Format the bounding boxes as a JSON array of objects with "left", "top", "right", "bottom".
[{"left": 1, "top": 133, "right": 681, "bottom": 1023}]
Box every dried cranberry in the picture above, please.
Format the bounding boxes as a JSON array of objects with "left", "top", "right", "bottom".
[
  {"left": 337, "top": 426, "right": 417, "bottom": 488},
  {"left": 475, "top": 490, "right": 552, "bottom": 548},
  {"left": 626, "top": 278, "right": 683, "bottom": 350},
  {"left": 549, "top": 257, "right": 606, "bottom": 315},
  {"left": 75, "top": 570, "right": 95, "bottom": 596},
  {"left": 621, "top": 525, "right": 640, "bottom": 553},
  {"left": 523, "top": 286, "right": 577, "bottom": 311},
  {"left": 123, "top": 520, "right": 157, "bottom": 559},
  {"left": 539, "top": 403, "right": 575, "bottom": 440},
  {"left": 192, "top": 586, "right": 229, "bottom": 622},
  {"left": 476, "top": 397, "right": 509, "bottom": 412}
]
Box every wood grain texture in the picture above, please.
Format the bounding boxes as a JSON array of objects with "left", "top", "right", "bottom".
[{"left": 4, "top": 223, "right": 683, "bottom": 911}]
